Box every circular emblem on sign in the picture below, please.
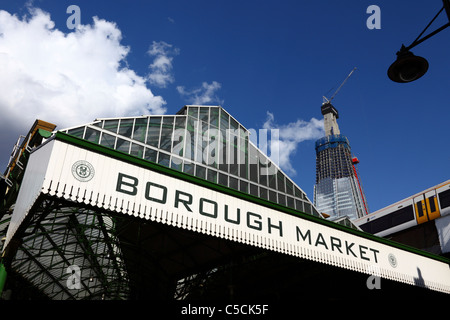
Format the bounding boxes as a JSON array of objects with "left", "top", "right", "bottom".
[
  {"left": 388, "top": 253, "right": 397, "bottom": 268},
  {"left": 72, "top": 160, "right": 95, "bottom": 182}
]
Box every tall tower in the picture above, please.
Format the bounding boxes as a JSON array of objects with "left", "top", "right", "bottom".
[{"left": 313, "top": 101, "right": 369, "bottom": 221}]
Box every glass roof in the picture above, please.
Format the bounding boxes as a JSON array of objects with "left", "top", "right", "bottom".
[
  {"left": 60, "top": 105, "right": 320, "bottom": 217},
  {"left": 9, "top": 200, "right": 130, "bottom": 300}
]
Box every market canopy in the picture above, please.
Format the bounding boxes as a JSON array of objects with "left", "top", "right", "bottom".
[{"left": 3, "top": 131, "right": 450, "bottom": 299}]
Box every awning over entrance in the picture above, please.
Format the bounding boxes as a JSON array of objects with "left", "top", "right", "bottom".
[{"left": 2, "top": 131, "right": 450, "bottom": 299}]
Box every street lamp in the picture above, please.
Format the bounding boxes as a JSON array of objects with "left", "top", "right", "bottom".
[{"left": 388, "top": 0, "right": 450, "bottom": 83}]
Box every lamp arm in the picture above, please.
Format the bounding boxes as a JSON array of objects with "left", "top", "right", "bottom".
[
  {"left": 403, "top": 0, "right": 450, "bottom": 52},
  {"left": 405, "top": 21, "right": 450, "bottom": 51}
]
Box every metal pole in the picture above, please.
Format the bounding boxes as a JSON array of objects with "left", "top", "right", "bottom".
[
  {"left": 406, "top": 22, "right": 450, "bottom": 51},
  {"left": 405, "top": 0, "right": 450, "bottom": 51},
  {"left": 444, "top": 0, "right": 450, "bottom": 21}
]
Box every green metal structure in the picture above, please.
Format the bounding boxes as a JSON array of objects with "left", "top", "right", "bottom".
[{"left": 1, "top": 108, "right": 449, "bottom": 301}]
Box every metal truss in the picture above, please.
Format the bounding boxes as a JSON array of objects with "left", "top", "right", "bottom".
[{"left": 7, "top": 196, "right": 130, "bottom": 300}]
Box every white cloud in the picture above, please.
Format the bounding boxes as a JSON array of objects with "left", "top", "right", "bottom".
[
  {"left": 177, "top": 81, "right": 223, "bottom": 105},
  {"left": 147, "top": 41, "right": 179, "bottom": 88},
  {"left": 0, "top": 7, "right": 166, "bottom": 133},
  {"left": 262, "top": 111, "right": 324, "bottom": 175}
]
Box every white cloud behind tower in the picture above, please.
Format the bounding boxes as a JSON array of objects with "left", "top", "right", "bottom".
[{"left": 0, "top": 7, "right": 167, "bottom": 133}]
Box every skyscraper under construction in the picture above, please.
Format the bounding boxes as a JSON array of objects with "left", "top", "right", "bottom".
[{"left": 313, "top": 101, "right": 369, "bottom": 221}]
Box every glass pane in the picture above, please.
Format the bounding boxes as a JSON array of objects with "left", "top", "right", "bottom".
[
  {"left": 145, "top": 148, "right": 157, "bottom": 162},
  {"left": 286, "top": 179, "right": 294, "bottom": 196},
  {"left": 175, "top": 116, "right": 186, "bottom": 129},
  {"left": 239, "top": 125, "right": 247, "bottom": 138},
  {"left": 249, "top": 163, "right": 258, "bottom": 183},
  {"left": 147, "top": 117, "right": 161, "bottom": 147},
  {"left": 118, "top": 119, "right": 134, "bottom": 138},
  {"left": 130, "top": 143, "right": 144, "bottom": 158},
  {"left": 183, "top": 161, "right": 195, "bottom": 175},
  {"left": 207, "top": 169, "right": 217, "bottom": 183},
  {"left": 202, "top": 121, "right": 214, "bottom": 166},
  {"left": 171, "top": 156, "right": 183, "bottom": 171},
  {"left": 189, "top": 118, "right": 202, "bottom": 163},
  {"left": 186, "top": 117, "right": 197, "bottom": 161},
  {"left": 229, "top": 176, "right": 239, "bottom": 190},
  {"left": 250, "top": 184, "right": 258, "bottom": 197},
  {"left": 268, "top": 173, "right": 277, "bottom": 189},
  {"left": 104, "top": 120, "right": 119, "bottom": 134},
  {"left": 195, "top": 165, "right": 206, "bottom": 180},
  {"left": 220, "top": 110, "right": 229, "bottom": 131},
  {"left": 229, "top": 165, "right": 238, "bottom": 178},
  {"left": 158, "top": 152, "right": 171, "bottom": 167},
  {"left": 133, "top": 118, "right": 148, "bottom": 143},
  {"left": 295, "top": 199, "right": 304, "bottom": 212},
  {"left": 277, "top": 171, "right": 285, "bottom": 193},
  {"left": 239, "top": 180, "right": 248, "bottom": 193},
  {"left": 312, "top": 207, "right": 320, "bottom": 217},
  {"left": 260, "top": 187, "right": 268, "bottom": 200},
  {"left": 287, "top": 196, "right": 295, "bottom": 209},
  {"left": 230, "top": 117, "right": 239, "bottom": 131},
  {"left": 229, "top": 134, "right": 239, "bottom": 175},
  {"left": 416, "top": 201, "right": 424, "bottom": 217},
  {"left": 269, "top": 190, "right": 277, "bottom": 203},
  {"left": 249, "top": 144, "right": 258, "bottom": 183},
  {"left": 304, "top": 202, "right": 312, "bottom": 214},
  {"left": 68, "top": 127, "right": 85, "bottom": 138},
  {"left": 193, "top": 122, "right": 202, "bottom": 163},
  {"left": 160, "top": 117, "right": 174, "bottom": 152},
  {"left": 238, "top": 137, "right": 248, "bottom": 179},
  {"left": 259, "top": 169, "right": 268, "bottom": 187},
  {"left": 188, "top": 106, "right": 198, "bottom": 118},
  {"left": 278, "top": 193, "right": 286, "bottom": 206},
  {"left": 428, "top": 196, "right": 437, "bottom": 212},
  {"left": 199, "top": 107, "right": 209, "bottom": 122},
  {"left": 218, "top": 130, "right": 227, "bottom": 171},
  {"left": 218, "top": 173, "right": 228, "bottom": 187},
  {"left": 116, "top": 138, "right": 130, "bottom": 153},
  {"left": 294, "top": 186, "right": 303, "bottom": 198},
  {"left": 172, "top": 121, "right": 185, "bottom": 159},
  {"left": 84, "top": 127, "right": 100, "bottom": 143},
  {"left": 209, "top": 108, "right": 219, "bottom": 128},
  {"left": 100, "top": 132, "right": 115, "bottom": 148}
]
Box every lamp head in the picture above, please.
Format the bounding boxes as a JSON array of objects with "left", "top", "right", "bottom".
[{"left": 388, "top": 47, "right": 429, "bottom": 83}]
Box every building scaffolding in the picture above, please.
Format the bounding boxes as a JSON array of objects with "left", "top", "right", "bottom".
[{"left": 314, "top": 106, "right": 369, "bottom": 220}]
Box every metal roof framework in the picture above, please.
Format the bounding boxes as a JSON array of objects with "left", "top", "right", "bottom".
[
  {"left": 5, "top": 196, "right": 130, "bottom": 299},
  {"left": 1, "top": 118, "right": 450, "bottom": 301},
  {"left": 59, "top": 106, "right": 322, "bottom": 218}
]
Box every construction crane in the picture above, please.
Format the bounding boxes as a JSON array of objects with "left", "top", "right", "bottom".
[{"left": 322, "top": 67, "right": 357, "bottom": 105}]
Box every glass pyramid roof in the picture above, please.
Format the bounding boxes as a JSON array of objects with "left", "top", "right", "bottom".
[{"left": 60, "top": 105, "right": 321, "bottom": 217}]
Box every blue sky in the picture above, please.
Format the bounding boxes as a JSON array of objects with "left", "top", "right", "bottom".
[{"left": 0, "top": 0, "right": 449, "bottom": 212}]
